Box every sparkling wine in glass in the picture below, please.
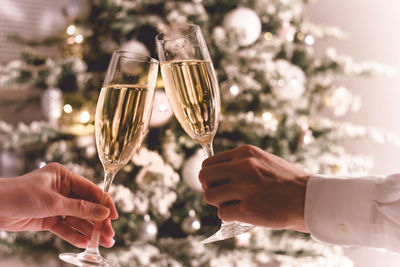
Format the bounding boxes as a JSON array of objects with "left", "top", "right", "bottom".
[
  {"left": 156, "top": 24, "right": 255, "bottom": 244},
  {"left": 59, "top": 51, "right": 158, "bottom": 266}
]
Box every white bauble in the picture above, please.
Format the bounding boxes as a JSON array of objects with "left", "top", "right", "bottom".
[
  {"left": 149, "top": 90, "right": 173, "bottom": 128},
  {"left": 120, "top": 40, "right": 150, "bottom": 56},
  {"left": 269, "top": 60, "right": 306, "bottom": 101},
  {"left": 182, "top": 149, "right": 206, "bottom": 192},
  {"left": 223, "top": 7, "right": 262, "bottom": 46}
]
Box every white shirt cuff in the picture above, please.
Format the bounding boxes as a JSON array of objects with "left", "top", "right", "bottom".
[{"left": 305, "top": 174, "right": 379, "bottom": 248}]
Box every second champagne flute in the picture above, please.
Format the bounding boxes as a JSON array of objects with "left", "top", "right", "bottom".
[
  {"left": 156, "top": 24, "right": 255, "bottom": 244},
  {"left": 59, "top": 50, "right": 158, "bottom": 266}
]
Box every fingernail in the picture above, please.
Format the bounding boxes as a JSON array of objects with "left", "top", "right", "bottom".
[{"left": 94, "top": 206, "right": 110, "bottom": 220}]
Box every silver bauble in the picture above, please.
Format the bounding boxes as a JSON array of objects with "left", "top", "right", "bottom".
[
  {"left": 182, "top": 210, "right": 201, "bottom": 234},
  {"left": 138, "top": 214, "right": 158, "bottom": 241}
]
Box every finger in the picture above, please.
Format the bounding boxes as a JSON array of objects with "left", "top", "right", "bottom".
[
  {"left": 99, "top": 234, "right": 115, "bottom": 248},
  {"left": 104, "top": 193, "right": 118, "bottom": 220},
  {"left": 63, "top": 217, "right": 115, "bottom": 248},
  {"left": 201, "top": 148, "right": 237, "bottom": 168},
  {"left": 55, "top": 164, "right": 116, "bottom": 220},
  {"left": 49, "top": 218, "right": 89, "bottom": 248},
  {"left": 64, "top": 169, "right": 103, "bottom": 203},
  {"left": 217, "top": 202, "right": 242, "bottom": 222},
  {"left": 64, "top": 216, "right": 93, "bottom": 237},
  {"left": 60, "top": 197, "right": 110, "bottom": 221},
  {"left": 199, "top": 162, "right": 233, "bottom": 187},
  {"left": 204, "top": 183, "right": 245, "bottom": 206},
  {"left": 100, "top": 219, "right": 115, "bottom": 239}
]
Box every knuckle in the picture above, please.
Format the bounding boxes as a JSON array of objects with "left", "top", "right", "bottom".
[
  {"left": 78, "top": 199, "right": 88, "bottom": 216},
  {"left": 45, "top": 162, "right": 63, "bottom": 171},
  {"left": 244, "top": 157, "right": 256, "bottom": 167},
  {"left": 236, "top": 157, "right": 258, "bottom": 170},
  {"left": 238, "top": 144, "right": 258, "bottom": 156}
]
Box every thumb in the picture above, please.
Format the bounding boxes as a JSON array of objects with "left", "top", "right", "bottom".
[{"left": 61, "top": 197, "right": 110, "bottom": 221}]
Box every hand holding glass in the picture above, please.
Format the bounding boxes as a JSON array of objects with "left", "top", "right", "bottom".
[
  {"left": 156, "top": 24, "right": 255, "bottom": 243},
  {"left": 59, "top": 51, "right": 158, "bottom": 266}
]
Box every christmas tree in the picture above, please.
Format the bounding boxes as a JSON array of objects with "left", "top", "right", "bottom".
[{"left": 0, "top": 0, "right": 398, "bottom": 266}]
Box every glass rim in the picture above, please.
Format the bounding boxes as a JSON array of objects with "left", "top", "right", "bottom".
[
  {"left": 155, "top": 24, "right": 200, "bottom": 42},
  {"left": 112, "top": 50, "right": 159, "bottom": 63}
]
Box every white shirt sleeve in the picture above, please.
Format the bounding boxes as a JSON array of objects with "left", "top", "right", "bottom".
[{"left": 305, "top": 174, "right": 400, "bottom": 252}]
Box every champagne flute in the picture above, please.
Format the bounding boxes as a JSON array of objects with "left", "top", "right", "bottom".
[
  {"left": 59, "top": 50, "right": 158, "bottom": 266},
  {"left": 156, "top": 24, "right": 255, "bottom": 244}
]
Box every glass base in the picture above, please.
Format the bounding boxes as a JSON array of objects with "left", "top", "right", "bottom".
[
  {"left": 59, "top": 249, "right": 120, "bottom": 267},
  {"left": 201, "top": 221, "right": 255, "bottom": 244}
]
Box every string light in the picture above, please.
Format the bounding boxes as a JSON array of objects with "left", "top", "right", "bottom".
[
  {"left": 229, "top": 84, "right": 239, "bottom": 95},
  {"left": 66, "top": 25, "right": 76, "bottom": 35},
  {"left": 305, "top": 35, "right": 315, "bottom": 45},
  {"left": 75, "top": 34, "right": 84, "bottom": 44},
  {"left": 79, "top": 111, "right": 90, "bottom": 123},
  {"left": 264, "top": 32, "right": 273, "bottom": 40},
  {"left": 296, "top": 32, "right": 305, "bottom": 41},
  {"left": 262, "top": 111, "right": 273, "bottom": 122},
  {"left": 63, "top": 104, "right": 73, "bottom": 113}
]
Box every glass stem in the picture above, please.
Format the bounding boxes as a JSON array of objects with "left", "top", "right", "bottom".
[
  {"left": 84, "top": 170, "right": 116, "bottom": 255},
  {"left": 201, "top": 142, "right": 214, "bottom": 157}
]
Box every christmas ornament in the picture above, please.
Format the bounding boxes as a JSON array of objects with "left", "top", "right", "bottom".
[
  {"left": 120, "top": 40, "right": 150, "bottom": 56},
  {"left": 182, "top": 149, "right": 206, "bottom": 191},
  {"left": 149, "top": 90, "right": 173, "bottom": 128},
  {"left": 138, "top": 214, "right": 158, "bottom": 241},
  {"left": 327, "top": 86, "right": 353, "bottom": 117},
  {"left": 223, "top": 7, "right": 261, "bottom": 46},
  {"left": 269, "top": 60, "right": 306, "bottom": 101},
  {"left": 40, "top": 87, "right": 62, "bottom": 125},
  {"left": 182, "top": 210, "right": 201, "bottom": 234}
]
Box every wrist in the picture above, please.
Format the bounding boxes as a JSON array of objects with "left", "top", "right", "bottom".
[{"left": 294, "top": 173, "right": 310, "bottom": 232}]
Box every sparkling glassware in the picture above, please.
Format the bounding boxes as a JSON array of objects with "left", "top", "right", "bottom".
[
  {"left": 156, "top": 24, "right": 255, "bottom": 244},
  {"left": 59, "top": 51, "right": 158, "bottom": 266}
]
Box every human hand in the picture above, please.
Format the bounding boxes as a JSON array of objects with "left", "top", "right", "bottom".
[
  {"left": 0, "top": 163, "right": 118, "bottom": 248},
  {"left": 199, "top": 145, "right": 310, "bottom": 232}
]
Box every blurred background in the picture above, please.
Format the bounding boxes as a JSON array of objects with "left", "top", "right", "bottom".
[
  {"left": 1, "top": 0, "right": 400, "bottom": 266},
  {"left": 307, "top": 0, "right": 400, "bottom": 266}
]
